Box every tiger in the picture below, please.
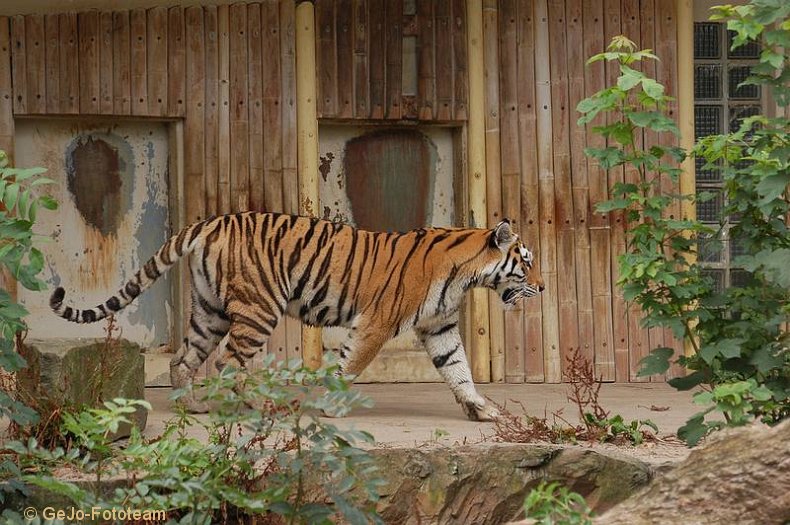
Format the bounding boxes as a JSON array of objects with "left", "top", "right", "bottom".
[{"left": 50, "top": 212, "right": 544, "bottom": 421}]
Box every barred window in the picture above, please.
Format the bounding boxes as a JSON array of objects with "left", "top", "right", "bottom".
[{"left": 693, "top": 22, "right": 762, "bottom": 290}]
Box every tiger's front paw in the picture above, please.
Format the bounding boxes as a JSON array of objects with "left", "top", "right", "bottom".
[{"left": 461, "top": 400, "right": 500, "bottom": 422}]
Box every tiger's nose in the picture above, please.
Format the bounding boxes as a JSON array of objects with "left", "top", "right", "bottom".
[{"left": 539, "top": 285, "right": 545, "bottom": 293}]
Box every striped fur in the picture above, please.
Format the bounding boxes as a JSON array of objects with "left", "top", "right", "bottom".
[{"left": 51, "top": 212, "right": 544, "bottom": 420}]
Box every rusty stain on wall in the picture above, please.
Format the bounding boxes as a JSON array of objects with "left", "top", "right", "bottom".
[
  {"left": 66, "top": 136, "right": 125, "bottom": 235},
  {"left": 344, "top": 129, "right": 435, "bottom": 233}
]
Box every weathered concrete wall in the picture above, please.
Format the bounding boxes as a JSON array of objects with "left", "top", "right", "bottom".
[{"left": 15, "top": 119, "right": 172, "bottom": 348}]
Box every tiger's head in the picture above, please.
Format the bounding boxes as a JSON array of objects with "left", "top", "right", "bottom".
[{"left": 486, "top": 219, "right": 545, "bottom": 307}]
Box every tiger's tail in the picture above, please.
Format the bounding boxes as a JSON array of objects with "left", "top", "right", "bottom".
[{"left": 50, "top": 220, "right": 206, "bottom": 324}]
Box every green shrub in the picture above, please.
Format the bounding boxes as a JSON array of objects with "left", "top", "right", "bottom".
[
  {"left": 3, "top": 357, "right": 383, "bottom": 524},
  {"left": 577, "top": 0, "right": 789, "bottom": 447}
]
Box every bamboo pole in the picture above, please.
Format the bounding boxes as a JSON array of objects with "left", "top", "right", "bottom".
[
  {"left": 676, "top": 0, "right": 696, "bottom": 361},
  {"left": 295, "top": 0, "right": 322, "bottom": 370},
  {"left": 467, "top": 0, "right": 491, "bottom": 382}
]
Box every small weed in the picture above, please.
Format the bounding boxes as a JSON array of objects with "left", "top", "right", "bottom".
[
  {"left": 523, "top": 481, "right": 593, "bottom": 525},
  {"left": 490, "top": 348, "right": 658, "bottom": 446}
]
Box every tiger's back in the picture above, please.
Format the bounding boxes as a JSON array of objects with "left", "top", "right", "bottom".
[{"left": 52, "top": 211, "right": 543, "bottom": 420}]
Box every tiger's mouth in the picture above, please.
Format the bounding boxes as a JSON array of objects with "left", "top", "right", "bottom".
[{"left": 500, "top": 285, "right": 539, "bottom": 307}]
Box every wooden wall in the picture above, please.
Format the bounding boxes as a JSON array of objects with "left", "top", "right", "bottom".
[
  {"left": 0, "top": 0, "right": 683, "bottom": 383},
  {"left": 0, "top": 2, "right": 303, "bottom": 365},
  {"left": 314, "top": 0, "right": 467, "bottom": 121},
  {"left": 490, "top": 0, "right": 683, "bottom": 383}
]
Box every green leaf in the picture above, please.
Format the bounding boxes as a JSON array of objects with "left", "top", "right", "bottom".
[
  {"left": 617, "top": 64, "right": 644, "bottom": 90},
  {"left": 700, "top": 339, "right": 744, "bottom": 364},
  {"left": 39, "top": 195, "right": 58, "bottom": 210},
  {"left": 4, "top": 182, "right": 19, "bottom": 211},
  {"left": 668, "top": 371, "right": 706, "bottom": 391},
  {"left": 755, "top": 172, "right": 790, "bottom": 203},
  {"left": 641, "top": 78, "right": 665, "bottom": 99},
  {"left": 637, "top": 347, "right": 674, "bottom": 377},
  {"left": 678, "top": 413, "right": 710, "bottom": 446}
]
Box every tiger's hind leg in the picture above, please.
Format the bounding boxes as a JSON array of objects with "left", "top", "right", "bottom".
[
  {"left": 214, "top": 300, "right": 285, "bottom": 408},
  {"left": 170, "top": 305, "right": 230, "bottom": 414},
  {"left": 417, "top": 320, "right": 499, "bottom": 422}
]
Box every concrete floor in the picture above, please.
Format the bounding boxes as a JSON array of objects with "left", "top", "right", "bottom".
[{"left": 143, "top": 382, "right": 697, "bottom": 451}]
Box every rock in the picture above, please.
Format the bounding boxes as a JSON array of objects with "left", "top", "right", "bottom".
[
  {"left": 366, "top": 443, "right": 651, "bottom": 524},
  {"left": 595, "top": 420, "right": 790, "bottom": 525},
  {"left": 17, "top": 338, "right": 147, "bottom": 436}
]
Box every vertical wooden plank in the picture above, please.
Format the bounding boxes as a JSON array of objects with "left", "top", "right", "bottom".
[
  {"left": 316, "top": 0, "right": 336, "bottom": 118},
  {"left": 352, "top": 0, "right": 369, "bottom": 118},
  {"left": 168, "top": 7, "right": 186, "bottom": 118},
  {"left": 98, "top": 12, "right": 114, "bottom": 114},
  {"left": 263, "top": 1, "right": 287, "bottom": 364},
  {"left": 130, "top": 8, "right": 147, "bottom": 115},
  {"left": 263, "top": 1, "right": 284, "bottom": 213},
  {"left": 11, "top": 16, "right": 26, "bottom": 114},
  {"left": 336, "top": 0, "right": 353, "bottom": 118},
  {"left": 204, "top": 6, "right": 220, "bottom": 217},
  {"left": 229, "top": 4, "right": 249, "bottom": 213},
  {"left": 44, "top": 14, "right": 59, "bottom": 113},
  {"left": 655, "top": 0, "right": 683, "bottom": 381},
  {"left": 112, "top": 11, "right": 131, "bottom": 115},
  {"left": 385, "top": 0, "right": 402, "bottom": 119},
  {"left": 499, "top": 0, "right": 525, "bottom": 383},
  {"left": 534, "top": 0, "right": 561, "bottom": 383},
  {"left": 78, "top": 11, "right": 100, "bottom": 114},
  {"left": 583, "top": 0, "right": 614, "bottom": 381},
  {"left": 548, "top": 0, "right": 580, "bottom": 380},
  {"left": 517, "top": 0, "right": 544, "bottom": 382},
  {"left": 247, "top": 3, "right": 264, "bottom": 212},
  {"left": 217, "top": 4, "right": 232, "bottom": 214},
  {"left": 147, "top": 7, "right": 168, "bottom": 116},
  {"left": 452, "top": 0, "right": 468, "bottom": 121},
  {"left": 566, "top": 0, "right": 595, "bottom": 367},
  {"left": 0, "top": 17, "right": 14, "bottom": 147},
  {"left": 482, "top": 0, "right": 504, "bottom": 382},
  {"left": 25, "top": 15, "right": 45, "bottom": 114},
  {"left": 184, "top": 6, "right": 205, "bottom": 225},
  {"left": 0, "top": 17, "right": 15, "bottom": 301},
  {"left": 639, "top": 0, "right": 665, "bottom": 372},
  {"left": 369, "top": 0, "right": 386, "bottom": 118},
  {"left": 58, "top": 13, "right": 78, "bottom": 114},
  {"left": 622, "top": 0, "right": 651, "bottom": 382},
  {"left": 280, "top": 0, "right": 302, "bottom": 363},
  {"left": 604, "top": 0, "right": 628, "bottom": 382},
  {"left": 435, "top": 0, "right": 453, "bottom": 121},
  {"left": 417, "top": 0, "right": 434, "bottom": 120}
]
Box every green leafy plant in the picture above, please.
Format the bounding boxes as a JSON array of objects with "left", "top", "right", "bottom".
[
  {"left": 523, "top": 481, "right": 592, "bottom": 525},
  {"left": 578, "top": 7, "right": 789, "bottom": 447},
  {"left": 4, "top": 357, "right": 383, "bottom": 525},
  {"left": 0, "top": 150, "right": 58, "bottom": 428}
]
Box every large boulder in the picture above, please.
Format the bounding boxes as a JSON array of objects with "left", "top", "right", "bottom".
[
  {"left": 368, "top": 443, "right": 651, "bottom": 524},
  {"left": 17, "top": 338, "right": 147, "bottom": 435},
  {"left": 595, "top": 420, "right": 790, "bottom": 525}
]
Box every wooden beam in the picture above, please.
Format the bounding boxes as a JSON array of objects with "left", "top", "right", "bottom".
[
  {"left": 676, "top": 0, "right": 695, "bottom": 363},
  {"left": 467, "top": 0, "right": 491, "bottom": 383},
  {"left": 296, "top": 0, "right": 322, "bottom": 371}
]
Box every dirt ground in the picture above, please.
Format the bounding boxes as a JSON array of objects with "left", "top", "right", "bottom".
[{"left": 143, "top": 382, "right": 697, "bottom": 466}]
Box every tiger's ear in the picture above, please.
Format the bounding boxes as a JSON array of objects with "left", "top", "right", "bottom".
[{"left": 489, "top": 219, "right": 515, "bottom": 251}]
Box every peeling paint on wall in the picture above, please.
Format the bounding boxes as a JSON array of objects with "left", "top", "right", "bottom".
[{"left": 15, "top": 119, "right": 172, "bottom": 348}]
